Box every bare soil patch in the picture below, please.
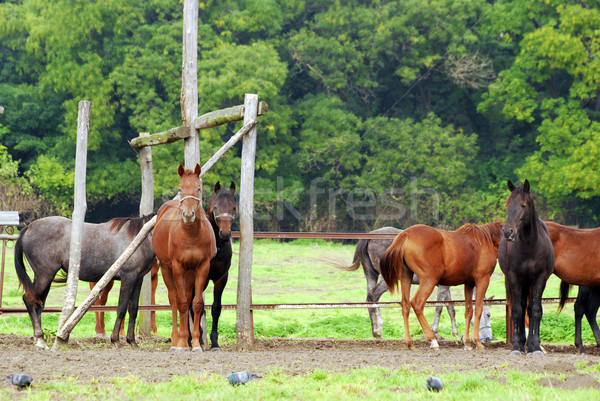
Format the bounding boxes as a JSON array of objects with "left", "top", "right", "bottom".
[{"left": 1, "top": 334, "right": 600, "bottom": 391}]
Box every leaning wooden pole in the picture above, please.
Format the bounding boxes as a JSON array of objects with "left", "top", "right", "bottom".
[
  {"left": 137, "top": 133, "right": 154, "bottom": 335},
  {"left": 54, "top": 217, "right": 157, "bottom": 342},
  {"left": 236, "top": 94, "right": 258, "bottom": 350},
  {"left": 53, "top": 100, "right": 91, "bottom": 350}
]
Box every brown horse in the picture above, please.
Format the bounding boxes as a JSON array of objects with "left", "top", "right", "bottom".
[
  {"left": 152, "top": 164, "right": 216, "bottom": 351},
  {"left": 380, "top": 221, "right": 502, "bottom": 350}
]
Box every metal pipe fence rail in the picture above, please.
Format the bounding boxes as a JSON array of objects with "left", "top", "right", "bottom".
[{"left": 0, "top": 229, "right": 576, "bottom": 344}]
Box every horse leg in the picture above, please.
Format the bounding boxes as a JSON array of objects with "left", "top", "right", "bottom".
[
  {"left": 411, "top": 280, "right": 439, "bottom": 348},
  {"left": 150, "top": 259, "right": 159, "bottom": 334},
  {"left": 161, "top": 264, "right": 180, "bottom": 348},
  {"left": 400, "top": 267, "right": 414, "bottom": 349},
  {"left": 526, "top": 280, "right": 546, "bottom": 355},
  {"left": 173, "top": 265, "right": 193, "bottom": 350},
  {"left": 507, "top": 280, "right": 527, "bottom": 355},
  {"left": 111, "top": 280, "right": 135, "bottom": 348},
  {"left": 587, "top": 288, "right": 600, "bottom": 351},
  {"left": 574, "top": 289, "right": 586, "bottom": 354},
  {"left": 210, "top": 274, "right": 229, "bottom": 351},
  {"left": 124, "top": 278, "right": 144, "bottom": 348},
  {"left": 90, "top": 280, "right": 117, "bottom": 338},
  {"left": 367, "top": 279, "right": 387, "bottom": 339},
  {"left": 462, "top": 285, "right": 475, "bottom": 350},
  {"left": 28, "top": 277, "right": 54, "bottom": 350},
  {"left": 471, "top": 281, "right": 490, "bottom": 350},
  {"left": 191, "top": 261, "right": 210, "bottom": 351}
]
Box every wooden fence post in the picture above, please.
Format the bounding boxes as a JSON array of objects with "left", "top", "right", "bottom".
[
  {"left": 236, "top": 94, "right": 258, "bottom": 350},
  {"left": 181, "top": 0, "right": 199, "bottom": 169},
  {"left": 137, "top": 133, "right": 153, "bottom": 335},
  {"left": 53, "top": 100, "right": 91, "bottom": 350}
]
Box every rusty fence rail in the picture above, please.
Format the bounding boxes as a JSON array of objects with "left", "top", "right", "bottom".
[{"left": 0, "top": 231, "right": 575, "bottom": 318}]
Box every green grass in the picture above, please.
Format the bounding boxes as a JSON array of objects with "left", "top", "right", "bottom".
[
  {"left": 2, "top": 367, "right": 600, "bottom": 401},
  {"left": 0, "top": 238, "right": 590, "bottom": 344}
]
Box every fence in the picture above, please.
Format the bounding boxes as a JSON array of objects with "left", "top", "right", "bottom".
[{"left": 0, "top": 227, "right": 575, "bottom": 343}]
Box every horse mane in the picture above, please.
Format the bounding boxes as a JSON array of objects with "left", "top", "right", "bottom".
[
  {"left": 456, "top": 221, "right": 503, "bottom": 247},
  {"left": 109, "top": 213, "right": 156, "bottom": 239}
]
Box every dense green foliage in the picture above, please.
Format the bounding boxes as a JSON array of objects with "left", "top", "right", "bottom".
[{"left": 1, "top": 0, "right": 600, "bottom": 229}]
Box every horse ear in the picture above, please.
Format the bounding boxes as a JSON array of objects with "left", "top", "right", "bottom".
[
  {"left": 507, "top": 180, "right": 515, "bottom": 192},
  {"left": 194, "top": 164, "right": 201, "bottom": 176},
  {"left": 178, "top": 164, "right": 185, "bottom": 177},
  {"left": 214, "top": 181, "right": 221, "bottom": 192},
  {"left": 229, "top": 182, "right": 236, "bottom": 195},
  {"left": 523, "top": 179, "right": 530, "bottom": 192}
]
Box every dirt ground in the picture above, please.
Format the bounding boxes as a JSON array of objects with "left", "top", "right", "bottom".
[{"left": 1, "top": 334, "right": 600, "bottom": 391}]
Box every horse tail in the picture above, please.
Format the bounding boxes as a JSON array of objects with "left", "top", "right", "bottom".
[
  {"left": 14, "top": 225, "right": 41, "bottom": 307},
  {"left": 380, "top": 233, "right": 406, "bottom": 294},
  {"left": 558, "top": 280, "right": 572, "bottom": 313}
]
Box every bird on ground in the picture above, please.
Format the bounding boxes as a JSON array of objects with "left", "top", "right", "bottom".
[
  {"left": 426, "top": 376, "right": 443, "bottom": 392},
  {"left": 6, "top": 374, "right": 33, "bottom": 389},
  {"left": 227, "top": 371, "right": 259, "bottom": 385}
]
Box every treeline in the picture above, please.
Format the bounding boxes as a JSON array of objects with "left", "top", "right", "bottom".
[{"left": 1, "top": 0, "right": 600, "bottom": 231}]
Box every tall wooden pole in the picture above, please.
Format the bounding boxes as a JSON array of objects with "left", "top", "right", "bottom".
[
  {"left": 53, "top": 100, "right": 91, "bottom": 350},
  {"left": 137, "top": 133, "right": 153, "bottom": 335},
  {"left": 181, "top": 0, "right": 199, "bottom": 169},
  {"left": 236, "top": 94, "right": 258, "bottom": 350}
]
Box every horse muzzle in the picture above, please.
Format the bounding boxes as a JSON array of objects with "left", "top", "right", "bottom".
[
  {"left": 182, "top": 210, "right": 196, "bottom": 225},
  {"left": 502, "top": 227, "right": 516, "bottom": 242},
  {"left": 219, "top": 230, "right": 231, "bottom": 241}
]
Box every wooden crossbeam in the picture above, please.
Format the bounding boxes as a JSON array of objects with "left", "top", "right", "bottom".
[
  {"left": 194, "top": 101, "right": 268, "bottom": 129},
  {"left": 129, "top": 126, "right": 191, "bottom": 149}
]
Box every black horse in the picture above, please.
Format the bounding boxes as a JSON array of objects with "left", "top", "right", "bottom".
[
  {"left": 498, "top": 180, "right": 554, "bottom": 356},
  {"left": 559, "top": 282, "right": 600, "bottom": 354},
  {"left": 14, "top": 215, "right": 155, "bottom": 350}
]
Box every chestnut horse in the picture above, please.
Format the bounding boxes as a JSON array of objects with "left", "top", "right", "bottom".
[
  {"left": 325, "top": 227, "right": 460, "bottom": 339},
  {"left": 380, "top": 221, "right": 502, "bottom": 350},
  {"left": 152, "top": 164, "right": 216, "bottom": 351},
  {"left": 547, "top": 221, "right": 600, "bottom": 353},
  {"left": 498, "top": 180, "right": 554, "bottom": 356}
]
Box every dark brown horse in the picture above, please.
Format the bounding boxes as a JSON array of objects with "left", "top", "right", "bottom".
[
  {"left": 498, "top": 180, "right": 554, "bottom": 356},
  {"left": 14, "top": 215, "right": 155, "bottom": 349},
  {"left": 152, "top": 164, "right": 216, "bottom": 351},
  {"left": 380, "top": 221, "right": 502, "bottom": 350}
]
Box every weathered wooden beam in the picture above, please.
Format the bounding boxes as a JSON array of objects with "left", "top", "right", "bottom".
[
  {"left": 53, "top": 100, "right": 91, "bottom": 350},
  {"left": 194, "top": 101, "right": 268, "bottom": 130},
  {"left": 129, "top": 126, "right": 191, "bottom": 149}
]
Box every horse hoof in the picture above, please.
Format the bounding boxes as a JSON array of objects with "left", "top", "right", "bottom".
[
  {"left": 94, "top": 333, "right": 109, "bottom": 340},
  {"left": 169, "top": 347, "right": 189, "bottom": 352},
  {"left": 509, "top": 350, "right": 523, "bottom": 356},
  {"left": 430, "top": 339, "right": 440, "bottom": 349},
  {"left": 463, "top": 345, "right": 472, "bottom": 351},
  {"left": 210, "top": 347, "right": 222, "bottom": 352},
  {"left": 35, "top": 338, "right": 49, "bottom": 350},
  {"left": 528, "top": 350, "right": 545, "bottom": 357},
  {"left": 192, "top": 347, "right": 204, "bottom": 352}
]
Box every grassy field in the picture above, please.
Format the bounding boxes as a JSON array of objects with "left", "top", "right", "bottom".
[
  {"left": 0, "top": 238, "right": 589, "bottom": 345},
  {"left": 1, "top": 238, "right": 599, "bottom": 400}
]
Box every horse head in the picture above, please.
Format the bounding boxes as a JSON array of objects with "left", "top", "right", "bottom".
[
  {"left": 209, "top": 181, "right": 237, "bottom": 240},
  {"left": 502, "top": 179, "right": 534, "bottom": 242},
  {"left": 177, "top": 163, "right": 203, "bottom": 225}
]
